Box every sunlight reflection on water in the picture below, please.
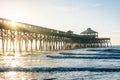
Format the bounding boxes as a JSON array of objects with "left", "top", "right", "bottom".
[{"left": 0, "top": 48, "right": 120, "bottom": 79}]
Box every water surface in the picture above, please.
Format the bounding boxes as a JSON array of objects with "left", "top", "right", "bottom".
[{"left": 0, "top": 47, "right": 120, "bottom": 80}]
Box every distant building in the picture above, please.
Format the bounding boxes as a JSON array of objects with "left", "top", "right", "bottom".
[
  {"left": 81, "top": 28, "right": 98, "bottom": 37},
  {"left": 67, "top": 30, "right": 74, "bottom": 34},
  {"left": 79, "top": 28, "right": 111, "bottom": 48}
]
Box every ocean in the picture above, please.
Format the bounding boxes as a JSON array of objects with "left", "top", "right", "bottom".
[{"left": 0, "top": 46, "right": 120, "bottom": 80}]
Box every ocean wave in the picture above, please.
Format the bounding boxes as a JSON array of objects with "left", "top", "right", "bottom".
[
  {"left": 43, "top": 78, "right": 57, "bottom": 80},
  {"left": 87, "top": 49, "right": 120, "bottom": 53},
  {"left": 59, "top": 52, "right": 120, "bottom": 56},
  {"left": 0, "top": 67, "right": 120, "bottom": 72},
  {"left": 46, "top": 55, "right": 120, "bottom": 59}
]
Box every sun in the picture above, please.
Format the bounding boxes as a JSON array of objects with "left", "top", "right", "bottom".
[
  {"left": 10, "top": 21, "right": 17, "bottom": 29},
  {"left": 3, "top": 9, "right": 25, "bottom": 29},
  {"left": 3, "top": 7, "right": 26, "bottom": 22},
  {"left": 11, "top": 21, "right": 16, "bottom": 26},
  {"left": 4, "top": 9, "right": 20, "bottom": 21}
]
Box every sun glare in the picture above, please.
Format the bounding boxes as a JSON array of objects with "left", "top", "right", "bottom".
[
  {"left": 11, "top": 21, "right": 16, "bottom": 26},
  {"left": 10, "top": 21, "right": 17, "bottom": 29},
  {"left": 11, "top": 60, "right": 18, "bottom": 67},
  {"left": 3, "top": 7, "right": 28, "bottom": 24}
]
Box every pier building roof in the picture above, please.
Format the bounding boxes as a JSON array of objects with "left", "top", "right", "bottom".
[{"left": 81, "top": 28, "right": 98, "bottom": 34}]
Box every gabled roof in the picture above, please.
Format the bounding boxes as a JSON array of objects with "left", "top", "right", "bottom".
[{"left": 81, "top": 28, "right": 98, "bottom": 34}]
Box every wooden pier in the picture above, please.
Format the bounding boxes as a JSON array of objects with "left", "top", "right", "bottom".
[{"left": 0, "top": 18, "right": 111, "bottom": 53}]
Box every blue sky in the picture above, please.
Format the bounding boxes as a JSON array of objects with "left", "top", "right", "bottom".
[{"left": 0, "top": 0, "right": 120, "bottom": 45}]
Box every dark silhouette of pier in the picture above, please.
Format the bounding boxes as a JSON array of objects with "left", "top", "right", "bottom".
[{"left": 0, "top": 18, "right": 111, "bottom": 53}]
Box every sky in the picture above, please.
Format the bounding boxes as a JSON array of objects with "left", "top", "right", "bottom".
[{"left": 0, "top": 0, "right": 120, "bottom": 45}]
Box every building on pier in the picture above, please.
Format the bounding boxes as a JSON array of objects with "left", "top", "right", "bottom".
[
  {"left": 0, "top": 18, "right": 111, "bottom": 54},
  {"left": 81, "top": 28, "right": 98, "bottom": 37},
  {"left": 80, "top": 28, "right": 111, "bottom": 48}
]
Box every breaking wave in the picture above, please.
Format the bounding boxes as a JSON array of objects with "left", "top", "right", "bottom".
[
  {"left": 59, "top": 52, "right": 120, "bottom": 56},
  {"left": 0, "top": 67, "right": 120, "bottom": 72},
  {"left": 46, "top": 55, "right": 120, "bottom": 59},
  {"left": 87, "top": 49, "right": 120, "bottom": 53}
]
